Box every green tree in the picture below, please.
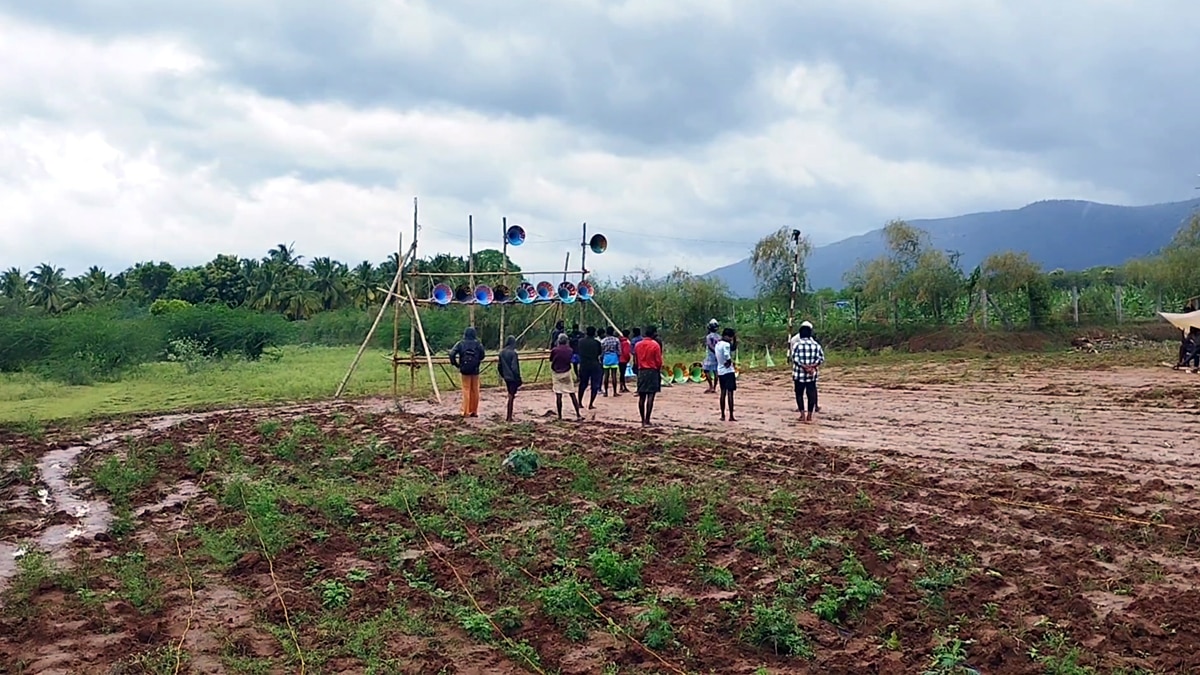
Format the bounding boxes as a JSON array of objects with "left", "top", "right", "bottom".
[
  {"left": 29, "top": 263, "right": 67, "bottom": 313},
  {"left": 308, "top": 257, "right": 349, "bottom": 310},
  {"left": 348, "top": 261, "right": 379, "bottom": 309},
  {"left": 980, "top": 251, "right": 1051, "bottom": 327},
  {"left": 125, "top": 261, "right": 177, "bottom": 303},
  {"left": 0, "top": 268, "right": 28, "bottom": 302},
  {"left": 750, "top": 227, "right": 812, "bottom": 300},
  {"left": 164, "top": 268, "right": 208, "bottom": 304},
  {"left": 201, "top": 254, "right": 248, "bottom": 307},
  {"left": 844, "top": 220, "right": 958, "bottom": 325}
]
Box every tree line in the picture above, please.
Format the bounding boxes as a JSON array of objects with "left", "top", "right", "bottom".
[{"left": 3, "top": 213, "right": 1197, "bottom": 385}]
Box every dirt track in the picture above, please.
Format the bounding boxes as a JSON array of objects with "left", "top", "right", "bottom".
[
  {"left": 2, "top": 362, "right": 1199, "bottom": 673},
  {"left": 424, "top": 364, "right": 1200, "bottom": 491}
]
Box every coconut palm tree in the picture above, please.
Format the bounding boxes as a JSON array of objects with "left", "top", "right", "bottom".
[
  {"left": 84, "top": 266, "right": 113, "bottom": 300},
  {"left": 29, "top": 263, "right": 67, "bottom": 313},
  {"left": 279, "top": 285, "right": 322, "bottom": 320},
  {"left": 1, "top": 267, "right": 28, "bottom": 301},
  {"left": 348, "top": 261, "right": 379, "bottom": 309},
  {"left": 63, "top": 276, "right": 100, "bottom": 311},
  {"left": 308, "top": 257, "right": 349, "bottom": 310}
]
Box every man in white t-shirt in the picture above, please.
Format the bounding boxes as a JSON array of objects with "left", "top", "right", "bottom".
[{"left": 715, "top": 327, "right": 737, "bottom": 421}]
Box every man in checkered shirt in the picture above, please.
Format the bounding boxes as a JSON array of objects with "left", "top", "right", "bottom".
[{"left": 789, "top": 321, "right": 825, "bottom": 422}]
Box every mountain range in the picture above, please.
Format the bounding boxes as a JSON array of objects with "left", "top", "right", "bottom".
[{"left": 704, "top": 197, "right": 1200, "bottom": 297}]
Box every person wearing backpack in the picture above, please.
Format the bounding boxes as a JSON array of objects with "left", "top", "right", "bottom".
[{"left": 449, "top": 326, "right": 485, "bottom": 417}]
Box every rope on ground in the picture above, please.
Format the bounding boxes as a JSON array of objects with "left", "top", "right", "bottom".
[
  {"left": 239, "top": 488, "right": 307, "bottom": 675},
  {"left": 400, "top": 491, "right": 549, "bottom": 675},
  {"left": 427, "top": 442, "right": 690, "bottom": 675},
  {"left": 170, "top": 466, "right": 211, "bottom": 675}
]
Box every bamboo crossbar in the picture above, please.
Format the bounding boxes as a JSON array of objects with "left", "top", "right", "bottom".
[
  {"left": 388, "top": 350, "right": 553, "bottom": 366},
  {"left": 406, "top": 270, "right": 588, "bottom": 278}
]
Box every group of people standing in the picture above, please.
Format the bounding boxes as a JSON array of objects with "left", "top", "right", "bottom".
[
  {"left": 446, "top": 315, "right": 827, "bottom": 426},
  {"left": 546, "top": 321, "right": 665, "bottom": 426}
]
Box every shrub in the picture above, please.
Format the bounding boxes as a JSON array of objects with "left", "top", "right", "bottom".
[
  {"left": 160, "top": 305, "right": 289, "bottom": 360},
  {"left": 149, "top": 298, "right": 192, "bottom": 316}
]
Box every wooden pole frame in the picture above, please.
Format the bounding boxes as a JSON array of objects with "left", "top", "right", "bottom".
[
  {"left": 338, "top": 200, "right": 605, "bottom": 403},
  {"left": 335, "top": 241, "right": 416, "bottom": 398}
]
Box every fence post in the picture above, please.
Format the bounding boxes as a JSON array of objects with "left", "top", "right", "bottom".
[
  {"left": 853, "top": 296, "right": 860, "bottom": 331},
  {"left": 981, "top": 289, "right": 989, "bottom": 329},
  {"left": 1072, "top": 286, "right": 1079, "bottom": 326},
  {"left": 1115, "top": 285, "right": 1123, "bottom": 324}
]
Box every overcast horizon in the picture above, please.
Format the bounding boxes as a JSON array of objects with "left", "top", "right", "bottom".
[{"left": 3, "top": 1, "right": 1199, "bottom": 282}]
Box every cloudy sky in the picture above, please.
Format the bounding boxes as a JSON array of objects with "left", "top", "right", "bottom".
[{"left": 3, "top": 0, "right": 1199, "bottom": 282}]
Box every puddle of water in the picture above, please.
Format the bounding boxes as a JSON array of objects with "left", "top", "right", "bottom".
[
  {"left": 0, "top": 409, "right": 239, "bottom": 591},
  {"left": 134, "top": 481, "right": 201, "bottom": 517}
]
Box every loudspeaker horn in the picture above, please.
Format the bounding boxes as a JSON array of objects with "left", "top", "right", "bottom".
[
  {"left": 588, "top": 233, "right": 608, "bottom": 254},
  {"left": 536, "top": 281, "right": 554, "bottom": 301},
  {"left": 505, "top": 225, "right": 526, "bottom": 247},
  {"left": 558, "top": 281, "right": 578, "bottom": 304},
  {"left": 493, "top": 284, "right": 511, "bottom": 304},
  {"left": 577, "top": 280, "right": 594, "bottom": 301},
  {"left": 454, "top": 284, "right": 473, "bottom": 303},
  {"left": 516, "top": 282, "right": 536, "bottom": 304},
  {"left": 431, "top": 283, "right": 453, "bottom": 306},
  {"left": 474, "top": 284, "right": 494, "bottom": 306}
]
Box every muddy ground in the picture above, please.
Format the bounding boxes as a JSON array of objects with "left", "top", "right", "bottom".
[{"left": 1, "top": 360, "right": 1198, "bottom": 674}]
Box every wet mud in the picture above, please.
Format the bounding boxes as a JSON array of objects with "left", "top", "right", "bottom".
[{"left": 1, "top": 363, "right": 1198, "bottom": 673}]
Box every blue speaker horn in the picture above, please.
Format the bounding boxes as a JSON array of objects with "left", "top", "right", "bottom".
[
  {"left": 577, "top": 281, "right": 594, "bottom": 301},
  {"left": 516, "top": 282, "right": 535, "bottom": 304},
  {"left": 505, "top": 225, "right": 526, "bottom": 247},
  {"left": 558, "top": 281, "right": 577, "bottom": 304},
  {"left": 536, "top": 281, "right": 554, "bottom": 301},
  {"left": 474, "top": 284, "right": 494, "bottom": 306},
  {"left": 431, "top": 283, "right": 452, "bottom": 305}
]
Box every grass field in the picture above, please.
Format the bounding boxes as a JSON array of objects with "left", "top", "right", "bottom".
[
  {"left": 0, "top": 337, "right": 1175, "bottom": 424},
  {"left": 0, "top": 344, "right": 737, "bottom": 423}
]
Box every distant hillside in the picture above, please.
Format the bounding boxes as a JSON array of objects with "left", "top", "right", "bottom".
[{"left": 705, "top": 198, "right": 1200, "bottom": 297}]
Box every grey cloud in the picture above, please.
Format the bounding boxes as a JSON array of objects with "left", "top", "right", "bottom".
[{"left": 5, "top": 0, "right": 1200, "bottom": 276}]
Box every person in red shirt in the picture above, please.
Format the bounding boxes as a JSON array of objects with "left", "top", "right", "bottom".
[
  {"left": 633, "top": 325, "right": 664, "bottom": 426},
  {"left": 618, "top": 329, "right": 632, "bottom": 393}
]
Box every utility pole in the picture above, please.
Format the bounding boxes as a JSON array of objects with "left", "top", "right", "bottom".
[{"left": 787, "top": 228, "right": 801, "bottom": 339}]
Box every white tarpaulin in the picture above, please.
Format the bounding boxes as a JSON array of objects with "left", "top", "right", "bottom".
[{"left": 1158, "top": 310, "right": 1200, "bottom": 333}]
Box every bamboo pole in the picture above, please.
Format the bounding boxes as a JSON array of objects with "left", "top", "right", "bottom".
[
  {"left": 585, "top": 297, "right": 622, "bottom": 334},
  {"left": 404, "top": 281, "right": 441, "bottom": 403},
  {"left": 410, "top": 197, "right": 418, "bottom": 393},
  {"left": 468, "top": 215, "right": 476, "bottom": 328},
  {"left": 579, "top": 222, "right": 587, "bottom": 326},
  {"left": 500, "top": 216, "right": 508, "bottom": 347},
  {"left": 392, "top": 233, "right": 402, "bottom": 402},
  {"left": 334, "top": 243, "right": 415, "bottom": 397},
  {"left": 515, "top": 301, "right": 560, "bottom": 342}
]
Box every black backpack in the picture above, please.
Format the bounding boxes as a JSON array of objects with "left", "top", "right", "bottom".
[{"left": 458, "top": 341, "right": 483, "bottom": 372}]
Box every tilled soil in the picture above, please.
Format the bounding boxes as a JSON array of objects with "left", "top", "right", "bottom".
[{"left": 1, "top": 363, "right": 1198, "bottom": 674}]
